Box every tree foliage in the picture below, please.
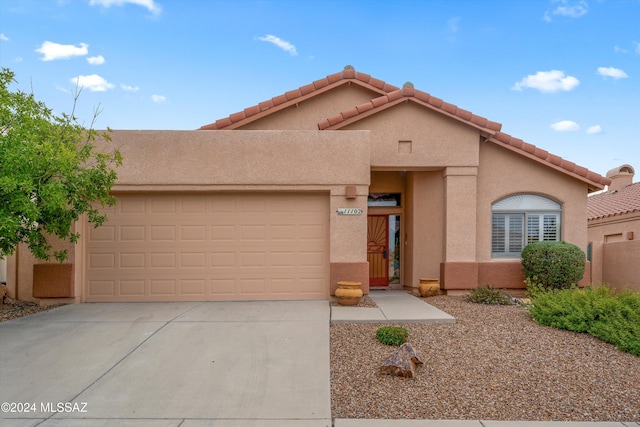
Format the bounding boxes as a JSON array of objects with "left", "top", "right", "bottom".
[{"left": 0, "top": 68, "right": 122, "bottom": 261}]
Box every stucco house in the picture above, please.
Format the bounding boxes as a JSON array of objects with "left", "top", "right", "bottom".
[
  {"left": 588, "top": 164, "right": 640, "bottom": 292},
  {"left": 6, "top": 66, "right": 609, "bottom": 304}
]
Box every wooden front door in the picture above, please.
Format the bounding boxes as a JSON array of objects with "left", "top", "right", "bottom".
[{"left": 367, "top": 215, "right": 389, "bottom": 286}]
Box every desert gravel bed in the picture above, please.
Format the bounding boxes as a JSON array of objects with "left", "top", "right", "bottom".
[
  {"left": 0, "top": 297, "right": 63, "bottom": 322},
  {"left": 330, "top": 295, "right": 640, "bottom": 422}
]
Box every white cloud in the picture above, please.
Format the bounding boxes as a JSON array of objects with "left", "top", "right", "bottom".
[
  {"left": 447, "top": 17, "right": 460, "bottom": 33},
  {"left": 151, "top": 94, "right": 166, "bottom": 103},
  {"left": 586, "top": 125, "right": 602, "bottom": 134},
  {"left": 614, "top": 45, "right": 627, "bottom": 54},
  {"left": 550, "top": 120, "right": 580, "bottom": 132},
  {"left": 597, "top": 66, "right": 628, "bottom": 79},
  {"left": 89, "top": 0, "right": 161, "bottom": 15},
  {"left": 512, "top": 70, "right": 580, "bottom": 93},
  {"left": 121, "top": 83, "right": 139, "bottom": 92},
  {"left": 0, "top": 34, "right": 8, "bottom": 41},
  {"left": 87, "top": 55, "right": 105, "bottom": 65},
  {"left": 70, "top": 74, "right": 115, "bottom": 92},
  {"left": 544, "top": 0, "right": 588, "bottom": 21},
  {"left": 636, "top": 42, "right": 640, "bottom": 55},
  {"left": 36, "top": 41, "right": 88, "bottom": 61},
  {"left": 257, "top": 34, "right": 298, "bottom": 56}
]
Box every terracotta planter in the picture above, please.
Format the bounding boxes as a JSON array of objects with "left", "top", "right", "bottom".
[
  {"left": 418, "top": 278, "right": 440, "bottom": 297},
  {"left": 335, "top": 281, "right": 363, "bottom": 306}
]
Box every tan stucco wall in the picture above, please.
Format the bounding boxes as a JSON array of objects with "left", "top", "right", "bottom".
[
  {"left": 11, "top": 130, "right": 372, "bottom": 303},
  {"left": 477, "top": 142, "right": 590, "bottom": 260},
  {"left": 588, "top": 211, "right": 640, "bottom": 291},
  {"left": 344, "top": 103, "right": 480, "bottom": 169}
]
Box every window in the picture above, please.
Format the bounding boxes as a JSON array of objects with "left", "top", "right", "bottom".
[{"left": 492, "top": 195, "right": 561, "bottom": 258}]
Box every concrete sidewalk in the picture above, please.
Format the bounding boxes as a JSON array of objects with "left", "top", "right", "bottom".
[{"left": 331, "top": 290, "right": 455, "bottom": 324}]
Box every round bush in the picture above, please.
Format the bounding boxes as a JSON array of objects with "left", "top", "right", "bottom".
[
  {"left": 521, "top": 241, "right": 585, "bottom": 291},
  {"left": 375, "top": 326, "right": 408, "bottom": 346}
]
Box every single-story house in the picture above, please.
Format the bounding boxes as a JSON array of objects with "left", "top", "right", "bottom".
[
  {"left": 6, "top": 66, "right": 609, "bottom": 304},
  {"left": 588, "top": 164, "right": 640, "bottom": 292}
]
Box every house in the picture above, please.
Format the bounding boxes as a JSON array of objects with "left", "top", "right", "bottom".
[
  {"left": 6, "top": 66, "right": 609, "bottom": 304},
  {"left": 588, "top": 164, "right": 640, "bottom": 292}
]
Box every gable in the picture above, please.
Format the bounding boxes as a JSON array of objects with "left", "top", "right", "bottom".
[
  {"left": 236, "top": 83, "right": 385, "bottom": 130},
  {"left": 340, "top": 101, "right": 480, "bottom": 169}
]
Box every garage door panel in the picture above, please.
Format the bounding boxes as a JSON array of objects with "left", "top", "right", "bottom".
[{"left": 86, "top": 193, "right": 328, "bottom": 302}]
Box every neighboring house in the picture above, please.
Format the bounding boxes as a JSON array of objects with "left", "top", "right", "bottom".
[
  {"left": 588, "top": 164, "right": 640, "bottom": 292},
  {"left": 6, "top": 66, "right": 609, "bottom": 304}
]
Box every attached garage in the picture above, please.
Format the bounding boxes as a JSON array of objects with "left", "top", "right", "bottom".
[{"left": 85, "top": 192, "right": 329, "bottom": 302}]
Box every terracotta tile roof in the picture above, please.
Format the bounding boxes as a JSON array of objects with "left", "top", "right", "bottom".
[
  {"left": 199, "top": 66, "right": 610, "bottom": 190},
  {"left": 198, "top": 65, "right": 397, "bottom": 130},
  {"left": 319, "top": 83, "right": 609, "bottom": 190},
  {"left": 588, "top": 182, "right": 640, "bottom": 220}
]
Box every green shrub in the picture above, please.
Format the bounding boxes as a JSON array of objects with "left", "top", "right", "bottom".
[
  {"left": 529, "top": 285, "right": 640, "bottom": 356},
  {"left": 465, "top": 285, "right": 511, "bottom": 305},
  {"left": 376, "top": 326, "right": 408, "bottom": 346},
  {"left": 521, "top": 241, "right": 585, "bottom": 291}
]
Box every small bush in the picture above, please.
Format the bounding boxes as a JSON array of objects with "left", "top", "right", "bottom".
[
  {"left": 530, "top": 285, "right": 640, "bottom": 356},
  {"left": 376, "top": 326, "right": 408, "bottom": 346},
  {"left": 521, "top": 241, "right": 585, "bottom": 291},
  {"left": 465, "top": 285, "right": 511, "bottom": 305}
]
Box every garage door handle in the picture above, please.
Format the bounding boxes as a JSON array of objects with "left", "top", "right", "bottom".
[{"left": 382, "top": 248, "right": 387, "bottom": 259}]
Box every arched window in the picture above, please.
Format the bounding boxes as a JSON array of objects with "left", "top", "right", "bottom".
[{"left": 492, "top": 194, "right": 561, "bottom": 258}]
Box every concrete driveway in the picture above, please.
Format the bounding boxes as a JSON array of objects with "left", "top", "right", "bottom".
[{"left": 0, "top": 301, "right": 331, "bottom": 427}]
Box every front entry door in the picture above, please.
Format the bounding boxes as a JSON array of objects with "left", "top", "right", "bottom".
[{"left": 368, "top": 215, "right": 389, "bottom": 286}]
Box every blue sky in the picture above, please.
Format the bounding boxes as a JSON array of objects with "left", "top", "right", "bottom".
[{"left": 0, "top": 0, "right": 638, "bottom": 177}]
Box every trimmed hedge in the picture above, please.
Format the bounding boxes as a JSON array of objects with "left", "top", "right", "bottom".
[{"left": 521, "top": 241, "right": 585, "bottom": 291}]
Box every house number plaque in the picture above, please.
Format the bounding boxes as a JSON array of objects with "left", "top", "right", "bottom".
[{"left": 337, "top": 208, "right": 363, "bottom": 216}]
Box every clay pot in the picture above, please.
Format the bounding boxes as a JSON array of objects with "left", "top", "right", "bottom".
[
  {"left": 335, "top": 281, "right": 363, "bottom": 306},
  {"left": 418, "top": 278, "right": 440, "bottom": 297}
]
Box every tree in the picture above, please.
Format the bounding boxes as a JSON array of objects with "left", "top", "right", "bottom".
[{"left": 0, "top": 68, "right": 122, "bottom": 262}]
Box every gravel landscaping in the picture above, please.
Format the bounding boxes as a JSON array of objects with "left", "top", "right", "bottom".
[
  {"left": 0, "top": 297, "right": 63, "bottom": 322},
  {"left": 331, "top": 295, "right": 640, "bottom": 422}
]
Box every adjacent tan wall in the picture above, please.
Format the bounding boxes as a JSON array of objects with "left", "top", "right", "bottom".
[{"left": 589, "top": 211, "right": 640, "bottom": 291}]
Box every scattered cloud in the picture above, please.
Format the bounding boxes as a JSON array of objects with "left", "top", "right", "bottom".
[
  {"left": 0, "top": 34, "right": 8, "bottom": 41},
  {"left": 121, "top": 83, "right": 140, "bottom": 92},
  {"left": 87, "top": 55, "right": 105, "bottom": 65},
  {"left": 70, "top": 74, "right": 115, "bottom": 92},
  {"left": 586, "top": 125, "right": 602, "bottom": 134},
  {"left": 151, "top": 94, "right": 166, "bottom": 103},
  {"left": 544, "top": 0, "right": 588, "bottom": 22},
  {"left": 257, "top": 34, "right": 297, "bottom": 56},
  {"left": 597, "top": 66, "right": 628, "bottom": 79},
  {"left": 636, "top": 42, "right": 640, "bottom": 54},
  {"left": 614, "top": 45, "right": 628, "bottom": 54},
  {"left": 447, "top": 17, "right": 460, "bottom": 33},
  {"left": 89, "top": 0, "right": 162, "bottom": 15},
  {"left": 512, "top": 70, "right": 580, "bottom": 93},
  {"left": 550, "top": 120, "right": 580, "bottom": 132},
  {"left": 36, "top": 41, "right": 88, "bottom": 61}
]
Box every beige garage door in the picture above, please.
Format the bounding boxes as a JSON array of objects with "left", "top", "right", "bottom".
[{"left": 85, "top": 193, "right": 329, "bottom": 302}]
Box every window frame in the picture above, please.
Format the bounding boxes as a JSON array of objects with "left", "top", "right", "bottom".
[{"left": 491, "top": 195, "right": 561, "bottom": 258}]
